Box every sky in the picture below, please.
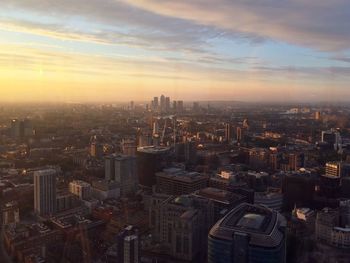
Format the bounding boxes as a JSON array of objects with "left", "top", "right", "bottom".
[{"left": 1, "top": 0, "right": 350, "bottom": 103}]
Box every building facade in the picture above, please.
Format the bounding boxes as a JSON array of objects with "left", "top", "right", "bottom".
[
  {"left": 208, "top": 203, "right": 286, "bottom": 263},
  {"left": 34, "top": 169, "right": 57, "bottom": 216}
]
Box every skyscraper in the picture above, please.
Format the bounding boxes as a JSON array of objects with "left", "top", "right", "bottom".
[
  {"left": 105, "top": 155, "right": 115, "bottom": 181},
  {"left": 105, "top": 154, "right": 138, "bottom": 197},
  {"left": 321, "top": 129, "right": 341, "bottom": 150},
  {"left": 225, "top": 123, "right": 232, "bottom": 142},
  {"left": 177, "top": 100, "right": 184, "bottom": 113},
  {"left": 153, "top": 97, "right": 159, "bottom": 111},
  {"left": 117, "top": 225, "right": 140, "bottom": 263},
  {"left": 34, "top": 169, "right": 57, "bottom": 216},
  {"left": 165, "top": 96, "right": 171, "bottom": 113},
  {"left": 137, "top": 146, "right": 170, "bottom": 187},
  {"left": 114, "top": 155, "right": 138, "bottom": 197},
  {"left": 173, "top": 101, "right": 177, "bottom": 112},
  {"left": 160, "top": 94, "right": 166, "bottom": 112},
  {"left": 208, "top": 203, "right": 286, "bottom": 263}
]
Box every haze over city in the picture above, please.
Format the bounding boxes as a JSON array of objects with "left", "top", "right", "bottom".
[{"left": 1, "top": 0, "right": 350, "bottom": 102}]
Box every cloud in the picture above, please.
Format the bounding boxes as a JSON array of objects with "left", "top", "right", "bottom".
[
  {"left": 1, "top": 0, "right": 225, "bottom": 54},
  {"left": 122, "top": 0, "right": 350, "bottom": 51}
]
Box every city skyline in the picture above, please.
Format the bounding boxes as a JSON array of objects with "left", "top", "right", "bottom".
[{"left": 1, "top": 1, "right": 350, "bottom": 103}]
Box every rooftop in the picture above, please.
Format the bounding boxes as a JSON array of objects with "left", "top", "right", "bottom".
[
  {"left": 236, "top": 213, "right": 266, "bottom": 230},
  {"left": 137, "top": 146, "right": 170, "bottom": 154},
  {"left": 209, "top": 203, "right": 286, "bottom": 248},
  {"left": 156, "top": 169, "right": 208, "bottom": 183}
]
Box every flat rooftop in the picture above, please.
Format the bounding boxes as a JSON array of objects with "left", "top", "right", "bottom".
[
  {"left": 137, "top": 146, "right": 170, "bottom": 154},
  {"left": 156, "top": 169, "right": 208, "bottom": 183}
]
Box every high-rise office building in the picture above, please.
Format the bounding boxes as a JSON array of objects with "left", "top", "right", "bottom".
[
  {"left": 152, "top": 120, "right": 159, "bottom": 136},
  {"left": 177, "top": 100, "right": 184, "bottom": 113},
  {"left": 282, "top": 172, "right": 315, "bottom": 210},
  {"left": 225, "top": 123, "right": 232, "bottom": 142},
  {"left": 208, "top": 203, "right": 286, "bottom": 263},
  {"left": 115, "top": 155, "right": 137, "bottom": 197},
  {"left": 172, "top": 101, "right": 177, "bottom": 112},
  {"left": 288, "top": 153, "right": 298, "bottom": 171},
  {"left": 321, "top": 129, "right": 341, "bottom": 150},
  {"left": 237, "top": 127, "right": 247, "bottom": 143},
  {"left": 165, "top": 97, "right": 171, "bottom": 113},
  {"left": 137, "top": 146, "right": 170, "bottom": 187},
  {"left": 105, "top": 154, "right": 138, "bottom": 197},
  {"left": 90, "top": 135, "right": 104, "bottom": 158},
  {"left": 121, "top": 138, "right": 137, "bottom": 156},
  {"left": 184, "top": 140, "right": 197, "bottom": 164},
  {"left": 153, "top": 97, "right": 159, "bottom": 111},
  {"left": 34, "top": 169, "right": 57, "bottom": 216},
  {"left": 90, "top": 142, "right": 104, "bottom": 158},
  {"left": 117, "top": 225, "right": 139, "bottom": 263},
  {"left": 160, "top": 95, "right": 166, "bottom": 112},
  {"left": 105, "top": 155, "right": 115, "bottom": 181}
]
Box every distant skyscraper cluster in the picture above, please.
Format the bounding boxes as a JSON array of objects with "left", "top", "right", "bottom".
[{"left": 151, "top": 94, "right": 183, "bottom": 113}]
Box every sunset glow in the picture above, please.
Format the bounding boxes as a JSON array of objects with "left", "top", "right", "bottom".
[{"left": 1, "top": 0, "right": 350, "bottom": 102}]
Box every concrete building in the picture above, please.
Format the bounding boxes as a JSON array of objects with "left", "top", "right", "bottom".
[
  {"left": 326, "top": 162, "right": 342, "bottom": 178},
  {"left": 136, "top": 146, "right": 170, "bottom": 187},
  {"left": 177, "top": 100, "right": 184, "bottom": 113},
  {"left": 254, "top": 188, "right": 284, "bottom": 212},
  {"left": 156, "top": 168, "right": 208, "bottom": 195},
  {"left": 193, "top": 187, "right": 247, "bottom": 221},
  {"left": 1, "top": 201, "right": 20, "bottom": 225},
  {"left": 121, "top": 138, "right": 137, "bottom": 156},
  {"left": 321, "top": 129, "right": 341, "bottom": 150},
  {"left": 315, "top": 207, "right": 339, "bottom": 243},
  {"left": 315, "top": 202, "right": 350, "bottom": 248},
  {"left": 92, "top": 180, "right": 120, "bottom": 201},
  {"left": 225, "top": 123, "right": 232, "bottom": 142},
  {"left": 90, "top": 141, "right": 104, "bottom": 158},
  {"left": 114, "top": 155, "right": 138, "bottom": 197},
  {"left": 165, "top": 97, "right": 170, "bottom": 113},
  {"left": 208, "top": 203, "right": 287, "bottom": 263},
  {"left": 56, "top": 191, "right": 77, "bottom": 212},
  {"left": 117, "top": 225, "right": 139, "bottom": 263},
  {"left": 105, "top": 154, "right": 138, "bottom": 197},
  {"left": 325, "top": 161, "right": 350, "bottom": 178},
  {"left": 34, "top": 169, "right": 57, "bottom": 216},
  {"left": 149, "top": 195, "right": 214, "bottom": 261},
  {"left": 69, "top": 180, "right": 91, "bottom": 200},
  {"left": 160, "top": 95, "right": 166, "bottom": 112}
]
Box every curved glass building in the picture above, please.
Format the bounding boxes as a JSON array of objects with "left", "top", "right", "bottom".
[{"left": 208, "top": 203, "right": 286, "bottom": 263}]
